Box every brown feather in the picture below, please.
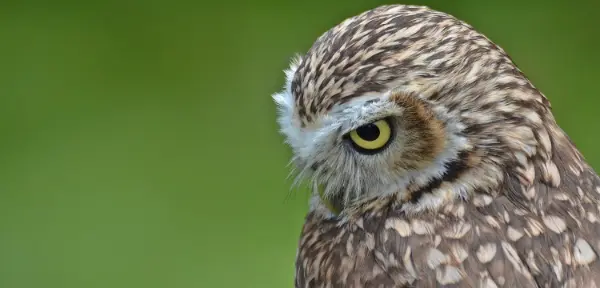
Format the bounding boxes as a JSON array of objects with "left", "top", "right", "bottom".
[{"left": 274, "top": 4, "right": 600, "bottom": 287}]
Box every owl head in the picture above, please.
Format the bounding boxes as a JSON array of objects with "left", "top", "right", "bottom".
[{"left": 272, "top": 5, "right": 562, "bottom": 217}]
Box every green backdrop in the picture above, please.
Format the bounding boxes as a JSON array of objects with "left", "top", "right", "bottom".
[{"left": 1, "top": 1, "right": 598, "bottom": 287}]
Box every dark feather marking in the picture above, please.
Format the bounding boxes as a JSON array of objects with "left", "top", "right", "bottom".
[{"left": 410, "top": 150, "right": 471, "bottom": 203}]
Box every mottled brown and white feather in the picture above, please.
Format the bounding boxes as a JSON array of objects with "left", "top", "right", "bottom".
[{"left": 272, "top": 4, "right": 600, "bottom": 287}]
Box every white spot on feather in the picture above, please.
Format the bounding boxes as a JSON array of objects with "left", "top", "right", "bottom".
[
  {"left": 442, "top": 222, "right": 472, "bottom": 239},
  {"left": 476, "top": 243, "right": 497, "bottom": 264},
  {"left": 574, "top": 238, "right": 597, "bottom": 265},
  {"left": 385, "top": 218, "right": 411, "bottom": 237},
  {"left": 543, "top": 215, "right": 567, "bottom": 234},
  {"left": 427, "top": 248, "right": 447, "bottom": 269},
  {"left": 412, "top": 219, "right": 435, "bottom": 235},
  {"left": 507, "top": 226, "right": 523, "bottom": 241},
  {"left": 436, "top": 265, "right": 463, "bottom": 285}
]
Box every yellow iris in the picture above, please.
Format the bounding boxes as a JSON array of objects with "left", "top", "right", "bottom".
[{"left": 349, "top": 119, "right": 392, "bottom": 151}]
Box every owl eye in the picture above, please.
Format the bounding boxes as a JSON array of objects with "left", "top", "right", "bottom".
[{"left": 348, "top": 118, "right": 392, "bottom": 153}]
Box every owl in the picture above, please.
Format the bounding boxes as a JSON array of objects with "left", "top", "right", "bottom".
[{"left": 272, "top": 5, "right": 600, "bottom": 288}]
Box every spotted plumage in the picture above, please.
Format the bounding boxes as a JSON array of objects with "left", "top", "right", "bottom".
[{"left": 272, "top": 4, "right": 600, "bottom": 287}]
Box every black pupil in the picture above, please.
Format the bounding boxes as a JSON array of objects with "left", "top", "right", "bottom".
[{"left": 356, "top": 123, "right": 380, "bottom": 141}]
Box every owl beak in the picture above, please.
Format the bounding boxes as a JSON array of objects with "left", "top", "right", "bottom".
[{"left": 318, "top": 185, "right": 341, "bottom": 216}]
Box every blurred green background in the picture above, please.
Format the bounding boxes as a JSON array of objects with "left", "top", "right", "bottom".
[{"left": 0, "top": 1, "right": 598, "bottom": 287}]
